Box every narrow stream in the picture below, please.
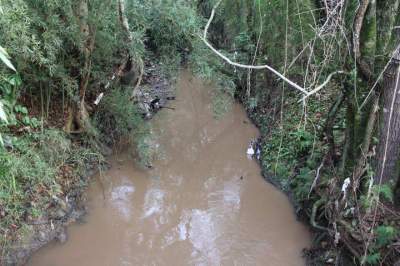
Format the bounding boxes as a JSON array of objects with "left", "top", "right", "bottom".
[{"left": 29, "top": 71, "right": 310, "bottom": 266}]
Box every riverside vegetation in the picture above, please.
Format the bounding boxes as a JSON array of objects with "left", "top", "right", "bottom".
[{"left": 1, "top": 0, "right": 400, "bottom": 265}]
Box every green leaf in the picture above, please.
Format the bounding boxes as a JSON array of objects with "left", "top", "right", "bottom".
[
  {"left": 376, "top": 225, "right": 397, "bottom": 247},
  {"left": 377, "top": 184, "right": 394, "bottom": 202},
  {"left": 22, "top": 116, "right": 31, "bottom": 125},
  {"left": 0, "top": 46, "right": 16, "bottom": 72},
  {"left": 7, "top": 74, "right": 22, "bottom": 86},
  {"left": 0, "top": 101, "right": 8, "bottom": 123},
  {"left": 364, "top": 252, "right": 380, "bottom": 264},
  {"left": 15, "top": 105, "right": 28, "bottom": 115}
]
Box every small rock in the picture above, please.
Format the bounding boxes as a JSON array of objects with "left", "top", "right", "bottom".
[
  {"left": 38, "top": 231, "right": 47, "bottom": 242},
  {"left": 51, "top": 209, "right": 66, "bottom": 219},
  {"left": 69, "top": 209, "right": 86, "bottom": 224},
  {"left": 56, "top": 229, "right": 67, "bottom": 244}
]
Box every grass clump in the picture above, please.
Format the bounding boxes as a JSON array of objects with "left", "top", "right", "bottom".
[{"left": 0, "top": 129, "right": 100, "bottom": 256}]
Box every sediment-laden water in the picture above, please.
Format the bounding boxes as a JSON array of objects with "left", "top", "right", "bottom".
[{"left": 29, "top": 71, "right": 310, "bottom": 266}]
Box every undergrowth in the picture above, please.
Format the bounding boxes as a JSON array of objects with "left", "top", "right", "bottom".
[
  {"left": 94, "top": 88, "right": 155, "bottom": 167},
  {"left": 0, "top": 129, "right": 101, "bottom": 257},
  {"left": 94, "top": 89, "right": 145, "bottom": 146}
]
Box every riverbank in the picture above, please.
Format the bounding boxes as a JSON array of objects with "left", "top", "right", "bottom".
[
  {"left": 0, "top": 59, "right": 174, "bottom": 265},
  {"left": 29, "top": 71, "right": 310, "bottom": 266},
  {"left": 2, "top": 158, "right": 100, "bottom": 265},
  {"left": 236, "top": 85, "right": 359, "bottom": 265}
]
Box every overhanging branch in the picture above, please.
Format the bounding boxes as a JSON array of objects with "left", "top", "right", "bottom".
[{"left": 201, "top": 0, "right": 342, "bottom": 98}]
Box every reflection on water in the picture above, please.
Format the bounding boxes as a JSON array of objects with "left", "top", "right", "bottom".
[
  {"left": 111, "top": 181, "right": 135, "bottom": 221},
  {"left": 29, "top": 71, "right": 310, "bottom": 266}
]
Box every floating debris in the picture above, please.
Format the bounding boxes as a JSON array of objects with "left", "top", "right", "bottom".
[
  {"left": 246, "top": 138, "right": 261, "bottom": 160},
  {"left": 246, "top": 141, "right": 255, "bottom": 157},
  {"left": 134, "top": 60, "right": 175, "bottom": 119}
]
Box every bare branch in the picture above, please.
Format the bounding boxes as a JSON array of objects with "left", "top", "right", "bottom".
[
  {"left": 309, "top": 161, "right": 324, "bottom": 198},
  {"left": 201, "top": 0, "right": 308, "bottom": 95},
  {"left": 201, "top": 0, "right": 342, "bottom": 98},
  {"left": 301, "top": 71, "right": 345, "bottom": 101}
]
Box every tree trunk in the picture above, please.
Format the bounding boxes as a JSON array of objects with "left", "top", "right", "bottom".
[
  {"left": 340, "top": 94, "right": 357, "bottom": 173},
  {"left": 117, "top": 0, "right": 143, "bottom": 99},
  {"left": 77, "top": 0, "right": 96, "bottom": 132},
  {"left": 353, "top": 0, "right": 373, "bottom": 79},
  {"left": 117, "top": 0, "right": 133, "bottom": 42},
  {"left": 352, "top": 94, "right": 379, "bottom": 186},
  {"left": 323, "top": 91, "right": 345, "bottom": 162},
  {"left": 64, "top": 0, "right": 96, "bottom": 134},
  {"left": 375, "top": 45, "right": 400, "bottom": 185},
  {"left": 376, "top": 0, "right": 400, "bottom": 67}
]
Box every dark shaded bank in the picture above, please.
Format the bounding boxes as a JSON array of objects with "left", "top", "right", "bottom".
[{"left": 235, "top": 86, "right": 357, "bottom": 266}]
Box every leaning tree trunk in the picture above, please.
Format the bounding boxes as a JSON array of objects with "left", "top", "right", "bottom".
[
  {"left": 77, "top": 0, "right": 95, "bottom": 132},
  {"left": 375, "top": 44, "right": 400, "bottom": 185},
  {"left": 117, "top": 0, "right": 133, "bottom": 42},
  {"left": 117, "top": 0, "right": 143, "bottom": 99},
  {"left": 65, "top": 0, "right": 96, "bottom": 133}
]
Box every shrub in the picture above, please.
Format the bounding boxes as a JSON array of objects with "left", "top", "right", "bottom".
[{"left": 94, "top": 89, "right": 145, "bottom": 145}]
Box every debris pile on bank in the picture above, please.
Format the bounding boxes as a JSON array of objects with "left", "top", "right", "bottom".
[{"left": 135, "top": 60, "right": 176, "bottom": 119}]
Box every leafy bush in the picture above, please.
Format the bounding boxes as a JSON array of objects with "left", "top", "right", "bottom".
[
  {"left": 94, "top": 89, "right": 146, "bottom": 145},
  {"left": 144, "top": 0, "right": 201, "bottom": 55}
]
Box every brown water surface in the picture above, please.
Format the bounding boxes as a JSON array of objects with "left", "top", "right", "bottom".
[{"left": 29, "top": 71, "right": 310, "bottom": 266}]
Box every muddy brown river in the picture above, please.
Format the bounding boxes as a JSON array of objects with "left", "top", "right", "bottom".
[{"left": 29, "top": 72, "right": 310, "bottom": 266}]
